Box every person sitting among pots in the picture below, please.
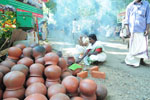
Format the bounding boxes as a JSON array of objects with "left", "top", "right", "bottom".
[{"left": 76, "top": 34, "right": 107, "bottom": 65}]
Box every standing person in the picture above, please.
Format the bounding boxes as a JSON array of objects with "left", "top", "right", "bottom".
[
  {"left": 76, "top": 34, "right": 107, "bottom": 65},
  {"left": 125, "top": 0, "right": 150, "bottom": 67}
]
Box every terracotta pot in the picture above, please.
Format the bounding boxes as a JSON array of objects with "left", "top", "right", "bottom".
[
  {"left": 72, "top": 68, "right": 82, "bottom": 76},
  {"left": 67, "top": 57, "right": 75, "bottom": 66},
  {"left": 5, "top": 58, "right": 18, "bottom": 64},
  {"left": 30, "top": 63, "right": 45, "bottom": 77},
  {"left": 32, "top": 46, "right": 46, "bottom": 60},
  {"left": 0, "top": 65, "right": 10, "bottom": 75},
  {"left": 15, "top": 44, "right": 26, "bottom": 50},
  {"left": 23, "top": 47, "right": 33, "bottom": 58},
  {"left": 11, "top": 64, "right": 29, "bottom": 76},
  {"left": 48, "top": 84, "right": 66, "bottom": 98},
  {"left": 44, "top": 52, "right": 59, "bottom": 66},
  {"left": 96, "top": 84, "right": 107, "bottom": 100},
  {"left": 3, "top": 71, "right": 25, "bottom": 90},
  {"left": 80, "top": 93, "right": 96, "bottom": 100},
  {"left": 71, "top": 97, "right": 84, "bottom": 100},
  {"left": 50, "top": 93, "right": 70, "bottom": 100},
  {"left": 44, "top": 65, "right": 61, "bottom": 80},
  {"left": 62, "top": 76, "right": 79, "bottom": 93},
  {"left": 3, "top": 88, "right": 25, "bottom": 99},
  {"left": 24, "top": 93, "right": 47, "bottom": 100},
  {"left": 26, "top": 77, "right": 45, "bottom": 86},
  {"left": 0, "top": 72, "right": 3, "bottom": 85},
  {"left": 0, "top": 88, "right": 2, "bottom": 100},
  {"left": 8, "top": 47, "right": 22, "bottom": 60},
  {"left": 3, "top": 98, "right": 19, "bottom": 100},
  {"left": 43, "top": 44, "right": 52, "bottom": 53},
  {"left": 61, "top": 71, "right": 72, "bottom": 80},
  {"left": 17, "top": 57, "right": 33, "bottom": 67},
  {"left": 46, "top": 79, "right": 60, "bottom": 88},
  {"left": 79, "top": 79, "right": 97, "bottom": 96},
  {"left": 35, "top": 57, "right": 45, "bottom": 65},
  {"left": 67, "top": 92, "right": 79, "bottom": 98},
  {"left": 25, "top": 82, "right": 47, "bottom": 97},
  {"left": 58, "top": 57, "right": 68, "bottom": 72},
  {"left": 1, "top": 60, "right": 15, "bottom": 69}
]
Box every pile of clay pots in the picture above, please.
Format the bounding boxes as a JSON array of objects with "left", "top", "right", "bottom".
[{"left": 0, "top": 43, "right": 107, "bottom": 100}]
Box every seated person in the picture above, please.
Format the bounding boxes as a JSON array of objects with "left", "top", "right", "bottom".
[{"left": 76, "top": 34, "right": 107, "bottom": 65}]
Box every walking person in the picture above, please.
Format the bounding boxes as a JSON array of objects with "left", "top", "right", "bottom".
[{"left": 125, "top": 0, "right": 150, "bottom": 67}]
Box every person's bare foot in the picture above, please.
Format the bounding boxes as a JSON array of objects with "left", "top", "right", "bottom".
[{"left": 140, "top": 59, "right": 150, "bottom": 66}]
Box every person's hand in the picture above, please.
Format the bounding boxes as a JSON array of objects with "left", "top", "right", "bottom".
[
  {"left": 144, "top": 30, "right": 149, "bottom": 36},
  {"left": 126, "top": 30, "right": 131, "bottom": 38}
]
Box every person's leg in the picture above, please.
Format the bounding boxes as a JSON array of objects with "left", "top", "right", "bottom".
[{"left": 140, "top": 58, "right": 149, "bottom": 66}]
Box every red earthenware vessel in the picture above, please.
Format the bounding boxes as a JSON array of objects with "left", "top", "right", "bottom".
[
  {"left": 24, "top": 93, "right": 47, "bottom": 100},
  {"left": 48, "top": 84, "right": 66, "bottom": 98},
  {"left": 96, "top": 84, "right": 107, "bottom": 100},
  {"left": 44, "top": 52, "right": 59, "bottom": 66},
  {"left": 32, "top": 46, "right": 46, "bottom": 60},
  {"left": 61, "top": 71, "right": 72, "bottom": 80},
  {"left": 8, "top": 47, "right": 22, "bottom": 60},
  {"left": 80, "top": 93, "right": 96, "bottom": 100},
  {"left": 50, "top": 93, "right": 70, "bottom": 100},
  {"left": 11, "top": 64, "right": 29, "bottom": 76},
  {"left": 0, "top": 88, "right": 2, "bottom": 100},
  {"left": 30, "top": 63, "right": 45, "bottom": 77},
  {"left": 3, "top": 71, "right": 25, "bottom": 90},
  {"left": 72, "top": 68, "right": 82, "bottom": 76},
  {"left": 71, "top": 97, "right": 84, "bottom": 100},
  {"left": 35, "top": 57, "right": 45, "bottom": 65},
  {"left": 15, "top": 44, "right": 26, "bottom": 50},
  {"left": 44, "top": 65, "right": 61, "bottom": 80},
  {"left": 1, "top": 60, "right": 15, "bottom": 69},
  {"left": 25, "top": 83, "right": 47, "bottom": 97},
  {"left": 46, "top": 79, "right": 60, "bottom": 88},
  {"left": 23, "top": 47, "right": 33, "bottom": 58},
  {"left": 17, "top": 57, "right": 33, "bottom": 67},
  {"left": 58, "top": 57, "right": 68, "bottom": 72},
  {"left": 0, "top": 65, "right": 10, "bottom": 75},
  {"left": 5, "top": 57, "right": 18, "bottom": 64},
  {"left": 43, "top": 44, "right": 52, "bottom": 53},
  {"left": 0, "top": 72, "right": 3, "bottom": 85},
  {"left": 62, "top": 76, "right": 79, "bottom": 93},
  {"left": 26, "top": 77, "right": 45, "bottom": 86},
  {"left": 3, "top": 88, "right": 25, "bottom": 99},
  {"left": 3, "top": 98, "right": 19, "bottom": 100},
  {"left": 79, "top": 79, "right": 97, "bottom": 96}
]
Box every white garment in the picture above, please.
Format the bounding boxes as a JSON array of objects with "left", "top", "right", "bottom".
[{"left": 125, "top": 32, "right": 149, "bottom": 66}]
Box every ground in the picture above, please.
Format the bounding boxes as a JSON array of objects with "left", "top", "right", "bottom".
[{"left": 45, "top": 31, "right": 150, "bottom": 100}]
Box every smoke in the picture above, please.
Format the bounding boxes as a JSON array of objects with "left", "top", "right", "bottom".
[{"left": 48, "top": 0, "right": 128, "bottom": 43}]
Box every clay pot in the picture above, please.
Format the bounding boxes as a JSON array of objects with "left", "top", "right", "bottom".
[
  {"left": 44, "top": 52, "right": 59, "bottom": 66},
  {"left": 62, "top": 76, "right": 79, "bottom": 93},
  {"left": 30, "top": 63, "right": 45, "bottom": 77},
  {"left": 71, "top": 97, "right": 84, "bottom": 100},
  {"left": 26, "top": 77, "right": 45, "bottom": 86},
  {"left": 3, "top": 71, "right": 25, "bottom": 90},
  {"left": 11, "top": 64, "right": 29, "bottom": 76},
  {"left": 8, "top": 47, "right": 22, "bottom": 60},
  {"left": 80, "top": 93, "right": 96, "bottom": 100},
  {"left": 61, "top": 71, "right": 72, "bottom": 80},
  {"left": 67, "top": 57, "right": 75, "bottom": 66},
  {"left": 72, "top": 68, "right": 82, "bottom": 76},
  {"left": 1, "top": 60, "right": 15, "bottom": 69},
  {"left": 43, "top": 44, "right": 52, "bottom": 53},
  {"left": 58, "top": 57, "right": 68, "bottom": 72},
  {"left": 15, "top": 44, "right": 26, "bottom": 50},
  {"left": 5, "top": 57, "right": 18, "bottom": 64},
  {"left": 0, "top": 65, "right": 10, "bottom": 75},
  {"left": 48, "top": 84, "right": 66, "bottom": 98},
  {"left": 0, "top": 72, "right": 3, "bottom": 85},
  {"left": 46, "top": 79, "right": 60, "bottom": 88},
  {"left": 0, "top": 88, "right": 2, "bottom": 100},
  {"left": 3, "top": 98, "right": 19, "bottom": 100},
  {"left": 44, "top": 65, "right": 61, "bottom": 80},
  {"left": 25, "top": 82, "right": 47, "bottom": 97},
  {"left": 3, "top": 88, "right": 25, "bottom": 99},
  {"left": 96, "top": 84, "right": 107, "bottom": 100},
  {"left": 23, "top": 47, "right": 33, "bottom": 58},
  {"left": 25, "top": 93, "right": 47, "bottom": 100},
  {"left": 79, "top": 79, "right": 97, "bottom": 96},
  {"left": 17, "top": 57, "right": 33, "bottom": 67},
  {"left": 32, "top": 46, "right": 46, "bottom": 60},
  {"left": 50, "top": 93, "right": 70, "bottom": 100},
  {"left": 35, "top": 57, "right": 45, "bottom": 65}
]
